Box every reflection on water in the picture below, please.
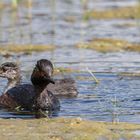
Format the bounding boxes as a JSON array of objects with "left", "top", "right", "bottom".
[
  {"left": 0, "top": 0, "right": 140, "bottom": 123},
  {"left": 0, "top": 108, "right": 59, "bottom": 119}
]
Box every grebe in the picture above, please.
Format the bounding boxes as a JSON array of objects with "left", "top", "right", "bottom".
[{"left": 0, "top": 59, "right": 60, "bottom": 111}]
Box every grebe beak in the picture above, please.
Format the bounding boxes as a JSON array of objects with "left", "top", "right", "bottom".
[
  {"left": 44, "top": 76, "right": 55, "bottom": 84},
  {"left": 49, "top": 78, "right": 55, "bottom": 84}
]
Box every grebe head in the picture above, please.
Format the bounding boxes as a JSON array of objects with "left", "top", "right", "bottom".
[
  {"left": 31, "top": 59, "right": 55, "bottom": 86},
  {"left": 0, "top": 62, "right": 20, "bottom": 81}
]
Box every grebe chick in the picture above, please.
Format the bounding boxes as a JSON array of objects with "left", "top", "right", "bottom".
[{"left": 0, "top": 62, "right": 21, "bottom": 92}]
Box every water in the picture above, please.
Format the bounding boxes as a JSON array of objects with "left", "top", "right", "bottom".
[
  {"left": 0, "top": 0, "right": 140, "bottom": 45},
  {"left": 0, "top": 0, "right": 140, "bottom": 123},
  {"left": 0, "top": 49, "right": 140, "bottom": 123}
]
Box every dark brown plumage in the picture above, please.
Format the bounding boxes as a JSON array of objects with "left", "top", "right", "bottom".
[{"left": 0, "top": 59, "right": 60, "bottom": 111}]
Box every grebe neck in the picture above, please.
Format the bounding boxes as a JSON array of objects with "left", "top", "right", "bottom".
[{"left": 4, "top": 76, "right": 21, "bottom": 93}]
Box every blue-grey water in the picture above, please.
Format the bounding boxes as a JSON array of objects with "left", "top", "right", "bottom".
[{"left": 0, "top": 0, "right": 140, "bottom": 123}]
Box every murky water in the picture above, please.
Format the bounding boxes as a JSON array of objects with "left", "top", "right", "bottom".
[{"left": 0, "top": 0, "right": 140, "bottom": 123}]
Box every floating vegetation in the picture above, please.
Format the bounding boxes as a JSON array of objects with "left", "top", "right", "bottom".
[
  {"left": 119, "top": 72, "right": 140, "bottom": 77},
  {"left": 84, "top": 6, "right": 140, "bottom": 19},
  {"left": 126, "top": 44, "right": 140, "bottom": 52},
  {"left": 113, "top": 23, "right": 139, "bottom": 28},
  {"left": 0, "top": 44, "right": 55, "bottom": 54},
  {"left": 76, "top": 38, "right": 140, "bottom": 53},
  {"left": 54, "top": 67, "right": 80, "bottom": 75},
  {"left": 0, "top": 118, "right": 140, "bottom": 139}
]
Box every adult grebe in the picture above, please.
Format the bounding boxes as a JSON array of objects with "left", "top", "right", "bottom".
[{"left": 0, "top": 59, "right": 60, "bottom": 111}]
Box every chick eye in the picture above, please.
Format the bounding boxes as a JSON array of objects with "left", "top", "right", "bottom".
[
  {"left": 35, "top": 67, "right": 39, "bottom": 72},
  {"left": 2, "top": 67, "right": 7, "bottom": 72}
]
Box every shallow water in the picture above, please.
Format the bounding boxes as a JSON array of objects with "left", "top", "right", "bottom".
[
  {"left": 0, "top": 0, "right": 140, "bottom": 45},
  {"left": 0, "top": 0, "right": 140, "bottom": 123},
  {"left": 0, "top": 49, "right": 140, "bottom": 123}
]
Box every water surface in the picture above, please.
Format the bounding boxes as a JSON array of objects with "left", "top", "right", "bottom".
[{"left": 0, "top": 0, "right": 140, "bottom": 123}]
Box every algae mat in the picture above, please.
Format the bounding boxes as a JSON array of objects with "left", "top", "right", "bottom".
[
  {"left": 0, "top": 118, "right": 140, "bottom": 140},
  {"left": 0, "top": 45, "right": 54, "bottom": 53},
  {"left": 76, "top": 38, "right": 140, "bottom": 53},
  {"left": 84, "top": 5, "right": 140, "bottom": 19}
]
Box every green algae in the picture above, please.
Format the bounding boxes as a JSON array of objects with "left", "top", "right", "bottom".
[
  {"left": 0, "top": 118, "right": 140, "bottom": 140},
  {"left": 0, "top": 44, "right": 55, "bottom": 54},
  {"left": 76, "top": 38, "right": 140, "bottom": 53},
  {"left": 113, "top": 23, "right": 139, "bottom": 28},
  {"left": 54, "top": 67, "right": 80, "bottom": 74},
  {"left": 119, "top": 72, "right": 140, "bottom": 77},
  {"left": 84, "top": 5, "right": 140, "bottom": 20}
]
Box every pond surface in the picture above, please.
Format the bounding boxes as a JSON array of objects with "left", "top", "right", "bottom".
[
  {"left": 0, "top": 49, "right": 140, "bottom": 123},
  {"left": 0, "top": 0, "right": 140, "bottom": 123}
]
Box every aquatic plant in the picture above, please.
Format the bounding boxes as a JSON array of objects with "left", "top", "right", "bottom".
[
  {"left": 84, "top": 5, "right": 140, "bottom": 20},
  {"left": 0, "top": 1, "right": 3, "bottom": 44},
  {"left": 0, "top": 44, "right": 54, "bottom": 54},
  {"left": 12, "top": 0, "right": 18, "bottom": 9},
  {"left": 27, "top": 0, "right": 33, "bottom": 43},
  {"left": 86, "top": 67, "right": 99, "bottom": 83},
  {"left": 119, "top": 72, "right": 140, "bottom": 77},
  {"left": 0, "top": 118, "right": 140, "bottom": 139},
  {"left": 76, "top": 38, "right": 140, "bottom": 53}
]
